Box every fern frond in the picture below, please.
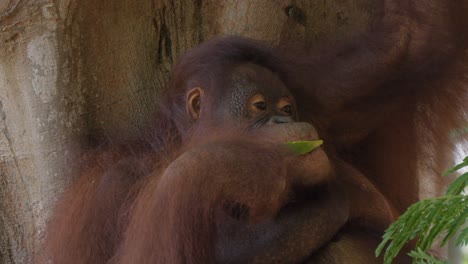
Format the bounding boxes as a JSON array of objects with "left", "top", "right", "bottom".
[
  {"left": 456, "top": 227, "right": 468, "bottom": 247},
  {"left": 442, "top": 158, "right": 468, "bottom": 177},
  {"left": 376, "top": 157, "right": 468, "bottom": 264},
  {"left": 376, "top": 196, "right": 467, "bottom": 264},
  {"left": 408, "top": 248, "right": 446, "bottom": 264},
  {"left": 445, "top": 172, "right": 468, "bottom": 196}
]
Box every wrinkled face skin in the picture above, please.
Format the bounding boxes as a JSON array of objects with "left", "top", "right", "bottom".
[
  {"left": 221, "top": 63, "right": 297, "bottom": 125},
  {"left": 186, "top": 63, "right": 297, "bottom": 127}
]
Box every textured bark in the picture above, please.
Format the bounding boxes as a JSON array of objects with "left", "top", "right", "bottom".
[
  {"left": 0, "top": 1, "right": 376, "bottom": 263},
  {"left": 0, "top": 1, "right": 84, "bottom": 263}
]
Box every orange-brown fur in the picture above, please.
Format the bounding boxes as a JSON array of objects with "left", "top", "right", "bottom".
[{"left": 37, "top": 1, "right": 468, "bottom": 263}]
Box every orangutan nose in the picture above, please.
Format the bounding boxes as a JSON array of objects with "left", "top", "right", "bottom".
[{"left": 269, "top": 116, "right": 293, "bottom": 124}]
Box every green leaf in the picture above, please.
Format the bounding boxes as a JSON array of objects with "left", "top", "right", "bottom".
[
  {"left": 408, "top": 248, "right": 445, "bottom": 264},
  {"left": 377, "top": 156, "right": 468, "bottom": 264},
  {"left": 286, "top": 140, "right": 323, "bottom": 155},
  {"left": 445, "top": 172, "right": 468, "bottom": 196},
  {"left": 442, "top": 205, "right": 468, "bottom": 246},
  {"left": 456, "top": 227, "right": 468, "bottom": 246},
  {"left": 442, "top": 158, "right": 468, "bottom": 177},
  {"left": 376, "top": 196, "right": 467, "bottom": 264}
]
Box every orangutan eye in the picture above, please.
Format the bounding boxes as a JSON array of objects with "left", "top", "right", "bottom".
[
  {"left": 282, "top": 105, "right": 293, "bottom": 115},
  {"left": 254, "top": 101, "right": 267, "bottom": 111},
  {"left": 248, "top": 94, "right": 267, "bottom": 113},
  {"left": 278, "top": 97, "right": 294, "bottom": 116}
]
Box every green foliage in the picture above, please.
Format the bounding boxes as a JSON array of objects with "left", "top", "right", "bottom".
[
  {"left": 408, "top": 248, "right": 445, "bottom": 264},
  {"left": 286, "top": 140, "right": 323, "bottom": 155},
  {"left": 443, "top": 157, "right": 468, "bottom": 197},
  {"left": 445, "top": 172, "right": 468, "bottom": 196},
  {"left": 376, "top": 156, "right": 468, "bottom": 264},
  {"left": 442, "top": 157, "right": 468, "bottom": 177}
]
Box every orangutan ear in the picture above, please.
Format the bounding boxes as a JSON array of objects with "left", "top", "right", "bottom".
[{"left": 186, "top": 87, "right": 203, "bottom": 120}]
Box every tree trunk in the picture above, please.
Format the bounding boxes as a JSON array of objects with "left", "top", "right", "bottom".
[{"left": 0, "top": 0, "right": 377, "bottom": 262}]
